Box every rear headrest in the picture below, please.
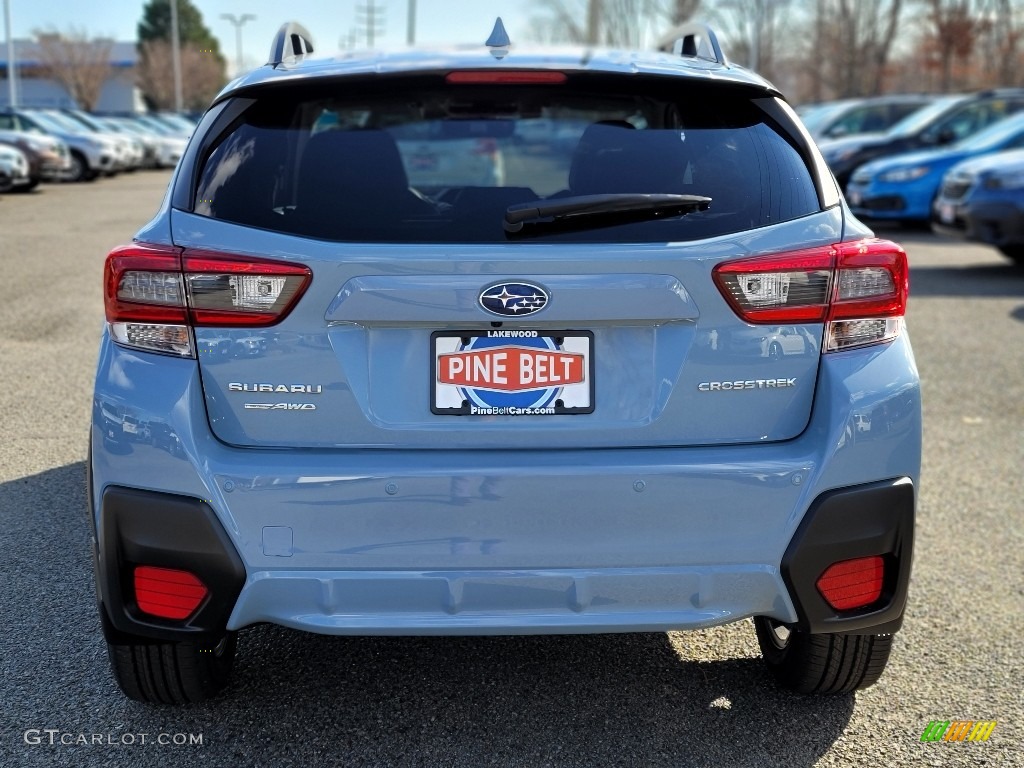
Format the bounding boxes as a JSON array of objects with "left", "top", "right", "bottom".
[
  {"left": 297, "top": 129, "right": 410, "bottom": 206},
  {"left": 569, "top": 123, "right": 692, "bottom": 195}
]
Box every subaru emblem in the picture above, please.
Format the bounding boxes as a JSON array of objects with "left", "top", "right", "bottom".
[{"left": 479, "top": 282, "right": 549, "bottom": 317}]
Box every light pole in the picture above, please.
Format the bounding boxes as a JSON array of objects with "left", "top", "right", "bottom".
[
  {"left": 221, "top": 13, "right": 256, "bottom": 76},
  {"left": 170, "top": 0, "right": 183, "bottom": 112},
  {"left": 3, "top": 0, "right": 16, "bottom": 107}
]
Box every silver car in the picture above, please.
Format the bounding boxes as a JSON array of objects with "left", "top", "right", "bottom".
[{"left": 0, "top": 143, "right": 31, "bottom": 192}]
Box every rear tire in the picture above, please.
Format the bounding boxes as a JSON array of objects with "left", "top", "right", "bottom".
[
  {"left": 754, "top": 616, "right": 893, "bottom": 694},
  {"left": 997, "top": 244, "right": 1024, "bottom": 265},
  {"left": 106, "top": 632, "right": 237, "bottom": 704}
]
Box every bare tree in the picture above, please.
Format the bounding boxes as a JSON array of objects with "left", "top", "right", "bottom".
[
  {"left": 703, "top": 0, "right": 792, "bottom": 81},
  {"left": 33, "top": 29, "right": 114, "bottom": 111},
  {"left": 809, "top": 0, "right": 904, "bottom": 99},
  {"left": 670, "top": 0, "right": 702, "bottom": 24},
  {"left": 528, "top": 0, "right": 697, "bottom": 48},
  {"left": 980, "top": 0, "right": 1024, "bottom": 85},
  {"left": 920, "top": 0, "right": 979, "bottom": 90},
  {"left": 890, "top": 0, "right": 1024, "bottom": 91},
  {"left": 137, "top": 39, "right": 224, "bottom": 111}
]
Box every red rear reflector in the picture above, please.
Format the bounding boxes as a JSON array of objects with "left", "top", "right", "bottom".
[
  {"left": 816, "top": 556, "right": 884, "bottom": 611},
  {"left": 134, "top": 566, "right": 209, "bottom": 620},
  {"left": 446, "top": 70, "right": 567, "bottom": 84}
]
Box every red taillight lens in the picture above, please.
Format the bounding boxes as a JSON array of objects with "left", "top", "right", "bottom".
[
  {"left": 816, "top": 556, "right": 885, "bottom": 611},
  {"left": 712, "top": 239, "right": 908, "bottom": 351},
  {"left": 445, "top": 70, "right": 567, "bottom": 84},
  {"left": 134, "top": 566, "right": 208, "bottom": 620},
  {"left": 103, "top": 244, "right": 312, "bottom": 356},
  {"left": 831, "top": 239, "right": 908, "bottom": 320},
  {"left": 104, "top": 243, "right": 187, "bottom": 324}
]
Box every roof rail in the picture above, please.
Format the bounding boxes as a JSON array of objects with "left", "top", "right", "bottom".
[
  {"left": 268, "top": 22, "right": 314, "bottom": 67},
  {"left": 657, "top": 22, "right": 726, "bottom": 66}
]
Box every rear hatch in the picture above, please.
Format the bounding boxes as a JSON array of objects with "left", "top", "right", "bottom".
[{"left": 171, "top": 71, "right": 835, "bottom": 450}]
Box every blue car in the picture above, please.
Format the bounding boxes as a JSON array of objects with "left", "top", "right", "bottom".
[
  {"left": 89, "top": 20, "right": 920, "bottom": 703},
  {"left": 846, "top": 111, "right": 1024, "bottom": 222},
  {"left": 932, "top": 148, "right": 1024, "bottom": 264}
]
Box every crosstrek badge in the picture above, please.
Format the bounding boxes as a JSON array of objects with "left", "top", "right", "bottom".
[{"left": 432, "top": 330, "right": 594, "bottom": 415}]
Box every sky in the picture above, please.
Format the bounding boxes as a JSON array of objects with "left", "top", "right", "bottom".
[{"left": 4, "top": 0, "right": 541, "bottom": 73}]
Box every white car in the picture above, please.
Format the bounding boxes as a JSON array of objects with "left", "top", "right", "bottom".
[
  {"left": 0, "top": 144, "right": 31, "bottom": 192},
  {"left": 762, "top": 326, "right": 819, "bottom": 359},
  {"left": 128, "top": 116, "right": 189, "bottom": 168}
]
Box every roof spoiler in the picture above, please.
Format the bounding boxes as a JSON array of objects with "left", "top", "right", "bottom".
[
  {"left": 656, "top": 22, "right": 727, "bottom": 66},
  {"left": 268, "top": 22, "right": 314, "bottom": 67}
]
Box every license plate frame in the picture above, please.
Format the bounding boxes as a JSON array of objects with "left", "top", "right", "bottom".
[{"left": 431, "top": 330, "right": 594, "bottom": 416}]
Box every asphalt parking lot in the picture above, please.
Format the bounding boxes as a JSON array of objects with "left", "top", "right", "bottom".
[{"left": 0, "top": 173, "right": 1021, "bottom": 768}]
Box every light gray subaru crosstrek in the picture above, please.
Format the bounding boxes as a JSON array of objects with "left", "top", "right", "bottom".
[{"left": 90, "top": 20, "right": 920, "bottom": 703}]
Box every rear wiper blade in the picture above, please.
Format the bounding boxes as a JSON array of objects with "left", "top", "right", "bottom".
[{"left": 504, "top": 193, "right": 711, "bottom": 236}]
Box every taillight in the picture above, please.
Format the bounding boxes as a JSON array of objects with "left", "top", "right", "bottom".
[
  {"left": 104, "top": 243, "right": 312, "bottom": 357},
  {"left": 713, "top": 238, "right": 907, "bottom": 352},
  {"left": 134, "top": 565, "right": 208, "bottom": 620},
  {"left": 183, "top": 253, "right": 311, "bottom": 326}
]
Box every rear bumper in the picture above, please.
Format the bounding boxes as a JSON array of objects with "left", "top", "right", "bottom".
[
  {"left": 91, "top": 334, "right": 921, "bottom": 639},
  {"left": 958, "top": 199, "right": 1024, "bottom": 247},
  {"left": 93, "top": 477, "right": 915, "bottom": 639}
]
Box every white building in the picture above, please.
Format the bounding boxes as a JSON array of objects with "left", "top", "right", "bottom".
[{"left": 1, "top": 39, "right": 145, "bottom": 112}]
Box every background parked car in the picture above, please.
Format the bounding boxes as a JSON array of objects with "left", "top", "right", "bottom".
[
  {"left": 151, "top": 112, "right": 197, "bottom": 136},
  {"left": 799, "top": 94, "right": 936, "bottom": 141},
  {"left": 134, "top": 113, "right": 193, "bottom": 141},
  {"left": 0, "top": 108, "right": 117, "bottom": 181},
  {"left": 818, "top": 89, "right": 1024, "bottom": 187},
  {"left": 389, "top": 119, "right": 507, "bottom": 191},
  {"left": 845, "top": 110, "right": 1024, "bottom": 222},
  {"left": 0, "top": 129, "right": 70, "bottom": 189},
  {"left": 104, "top": 114, "right": 189, "bottom": 168},
  {"left": 0, "top": 143, "right": 31, "bottom": 192},
  {"left": 931, "top": 147, "right": 1024, "bottom": 264},
  {"left": 94, "top": 116, "right": 159, "bottom": 168},
  {"left": 60, "top": 109, "right": 144, "bottom": 172}
]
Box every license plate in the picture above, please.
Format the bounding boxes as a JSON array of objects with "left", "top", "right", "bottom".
[
  {"left": 848, "top": 190, "right": 862, "bottom": 206},
  {"left": 432, "top": 330, "right": 594, "bottom": 415},
  {"left": 939, "top": 203, "right": 955, "bottom": 224}
]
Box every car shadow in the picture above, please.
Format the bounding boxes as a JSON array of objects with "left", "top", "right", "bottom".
[
  {"left": 864, "top": 223, "right": 938, "bottom": 244},
  {"left": 3, "top": 463, "right": 854, "bottom": 767},
  {"left": 909, "top": 263, "right": 1024, "bottom": 298}
]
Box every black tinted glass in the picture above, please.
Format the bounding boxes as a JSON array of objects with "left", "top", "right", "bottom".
[{"left": 194, "top": 78, "right": 821, "bottom": 243}]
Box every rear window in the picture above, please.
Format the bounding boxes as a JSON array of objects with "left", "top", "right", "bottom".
[{"left": 193, "top": 77, "right": 821, "bottom": 243}]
